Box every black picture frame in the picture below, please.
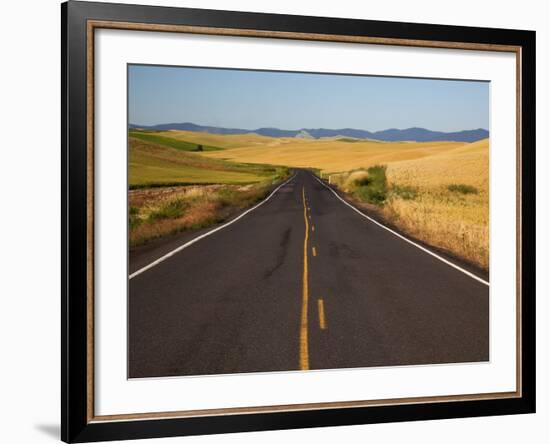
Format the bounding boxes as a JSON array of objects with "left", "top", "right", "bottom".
[{"left": 62, "top": 1, "right": 536, "bottom": 442}]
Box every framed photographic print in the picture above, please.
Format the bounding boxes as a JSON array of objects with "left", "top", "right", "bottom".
[{"left": 61, "top": 1, "right": 536, "bottom": 442}]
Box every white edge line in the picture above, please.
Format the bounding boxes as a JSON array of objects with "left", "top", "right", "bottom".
[
  {"left": 129, "top": 174, "right": 296, "bottom": 280},
  {"left": 312, "top": 175, "right": 490, "bottom": 287}
]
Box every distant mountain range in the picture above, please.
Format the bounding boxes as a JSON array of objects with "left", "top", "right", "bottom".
[{"left": 130, "top": 122, "right": 489, "bottom": 143}]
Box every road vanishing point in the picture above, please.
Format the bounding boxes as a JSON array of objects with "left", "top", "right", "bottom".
[{"left": 129, "top": 170, "right": 489, "bottom": 378}]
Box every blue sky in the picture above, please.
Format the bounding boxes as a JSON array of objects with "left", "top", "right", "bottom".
[{"left": 129, "top": 65, "right": 489, "bottom": 132}]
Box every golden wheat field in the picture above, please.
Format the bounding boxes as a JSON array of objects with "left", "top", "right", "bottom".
[
  {"left": 323, "top": 139, "right": 489, "bottom": 269},
  {"left": 199, "top": 132, "right": 465, "bottom": 174},
  {"left": 385, "top": 139, "right": 489, "bottom": 269}
]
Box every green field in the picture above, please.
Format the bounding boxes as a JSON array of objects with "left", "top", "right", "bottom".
[
  {"left": 129, "top": 129, "right": 223, "bottom": 152},
  {"left": 128, "top": 131, "right": 290, "bottom": 245},
  {"left": 129, "top": 133, "right": 287, "bottom": 188}
]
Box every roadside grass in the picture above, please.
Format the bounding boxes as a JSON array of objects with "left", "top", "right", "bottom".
[
  {"left": 353, "top": 165, "right": 387, "bottom": 205},
  {"left": 129, "top": 205, "right": 140, "bottom": 229},
  {"left": 128, "top": 134, "right": 290, "bottom": 246},
  {"left": 383, "top": 140, "right": 489, "bottom": 269},
  {"left": 333, "top": 165, "right": 388, "bottom": 206},
  {"left": 129, "top": 182, "right": 278, "bottom": 247},
  {"left": 326, "top": 139, "right": 489, "bottom": 269},
  {"left": 383, "top": 190, "right": 488, "bottom": 270},
  {"left": 147, "top": 200, "right": 187, "bottom": 222},
  {"left": 309, "top": 167, "right": 322, "bottom": 178}
]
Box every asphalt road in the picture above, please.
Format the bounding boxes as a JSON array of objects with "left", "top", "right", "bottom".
[{"left": 128, "top": 170, "right": 489, "bottom": 378}]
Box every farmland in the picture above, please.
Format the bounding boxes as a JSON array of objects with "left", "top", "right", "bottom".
[
  {"left": 201, "top": 132, "right": 467, "bottom": 174},
  {"left": 128, "top": 131, "right": 289, "bottom": 246},
  {"left": 129, "top": 133, "right": 287, "bottom": 188},
  {"left": 330, "top": 139, "right": 489, "bottom": 269},
  {"left": 129, "top": 129, "right": 489, "bottom": 270}
]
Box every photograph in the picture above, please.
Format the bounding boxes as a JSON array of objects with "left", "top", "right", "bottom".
[
  {"left": 56, "top": 1, "right": 537, "bottom": 441},
  {"left": 127, "top": 64, "right": 490, "bottom": 379}
]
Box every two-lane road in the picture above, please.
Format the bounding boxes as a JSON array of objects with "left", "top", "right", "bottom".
[{"left": 129, "top": 170, "right": 489, "bottom": 378}]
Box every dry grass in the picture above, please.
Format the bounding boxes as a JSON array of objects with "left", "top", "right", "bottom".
[
  {"left": 343, "top": 170, "right": 370, "bottom": 191},
  {"left": 318, "top": 139, "right": 489, "bottom": 269},
  {"left": 384, "top": 139, "right": 489, "bottom": 269},
  {"left": 129, "top": 183, "right": 271, "bottom": 247},
  {"left": 383, "top": 193, "right": 488, "bottom": 269}
]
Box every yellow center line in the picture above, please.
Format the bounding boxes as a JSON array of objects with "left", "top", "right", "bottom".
[
  {"left": 312, "top": 246, "right": 317, "bottom": 257},
  {"left": 300, "top": 186, "right": 310, "bottom": 370},
  {"left": 318, "top": 299, "right": 327, "bottom": 330}
]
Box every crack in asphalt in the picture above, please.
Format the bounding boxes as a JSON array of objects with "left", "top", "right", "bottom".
[{"left": 262, "top": 227, "right": 291, "bottom": 280}]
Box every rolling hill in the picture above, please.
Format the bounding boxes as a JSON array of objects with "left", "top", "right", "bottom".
[
  {"left": 128, "top": 136, "right": 285, "bottom": 188},
  {"left": 130, "top": 122, "right": 489, "bottom": 143}
]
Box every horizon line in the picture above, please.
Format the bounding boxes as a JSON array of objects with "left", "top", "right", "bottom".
[{"left": 129, "top": 121, "right": 489, "bottom": 133}]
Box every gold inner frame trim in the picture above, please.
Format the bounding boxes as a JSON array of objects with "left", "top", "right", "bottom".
[{"left": 86, "top": 19, "right": 523, "bottom": 423}]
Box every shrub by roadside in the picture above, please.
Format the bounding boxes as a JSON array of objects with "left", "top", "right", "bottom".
[{"left": 336, "top": 165, "right": 388, "bottom": 206}]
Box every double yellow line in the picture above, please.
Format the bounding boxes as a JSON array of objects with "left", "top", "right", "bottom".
[
  {"left": 300, "top": 186, "right": 310, "bottom": 370},
  {"left": 300, "top": 185, "right": 327, "bottom": 369}
]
